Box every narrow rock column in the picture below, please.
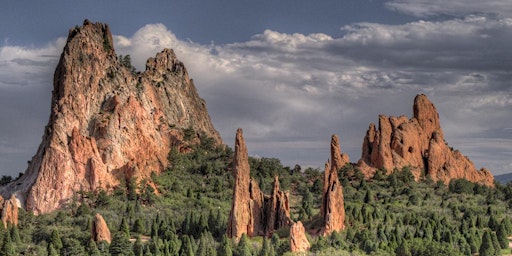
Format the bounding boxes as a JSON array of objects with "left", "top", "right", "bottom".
[
  {"left": 320, "top": 135, "right": 346, "bottom": 236},
  {"left": 290, "top": 221, "right": 310, "bottom": 253}
]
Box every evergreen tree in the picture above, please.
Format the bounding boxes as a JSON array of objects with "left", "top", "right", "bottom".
[
  {"left": 219, "top": 234, "right": 233, "bottom": 256},
  {"left": 9, "top": 226, "right": 20, "bottom": 244},
  {"left": 133, "top": 236, "right": 144, "bottom": 256},
  {"left": 0, "top": 232, "right": 15, "bottom": 256},
  {"left": 47, "top": 243, "right": 59, "bottom": 256},
  {"left": 300, "top": 189, "right": 314, "bottom": 220},
  {"left": 237, "top": 233, "right": 252, "bottom": 256},
  {"left": 87, "top": 239, "right": 102, "bottom": 256},
  {"left": 259, "top": 237, "right": 275, "bottom": 256},
  {"left": 180, "top": 235, "right": 195, "bottom": 256},
  {"left": 479, "top": 230, "right": 495, "bottom": 256},
  {"left": 497, "top": 220, "right": 509, "bottom": 249},
  {"left": 110, "top": 232, "right": 134, "bottom": 256},
  {"left": 49, "top": 229, "right": 63, "bottom": 251},
  {"left": 120, "top": 217, "right": 131, "bottom": 237},
  {"left": 133, "top": 217, "right": 145, "bottom": 234},
  {"left": 61, "top": 237, "right": 87, "bottom": 256}
]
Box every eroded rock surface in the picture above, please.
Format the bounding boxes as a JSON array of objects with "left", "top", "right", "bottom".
[
  {"left": 358, "top": 94, "right": 494, "bottom": 187},
  {"left": 227, "top": 129, "right": 292, "bottom": 239},
  {"left": 0, "top": 195, "right": 19, "bottom": 228},
  {"left": 0, "top": 20, "right": 221, "bottom": 214},
  {"left": 290, "top": 221, "right": 310, "bottom": 253},
  {"left": 92, "top": 213, "right": 111, "bottom": 243},
  {"left": 320, "top": 135, "right": 346, "bottom": 236}
]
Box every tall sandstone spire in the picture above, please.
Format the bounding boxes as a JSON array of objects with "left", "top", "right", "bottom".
[
  {"left": 358, "top": 94, "right": 494, "bottom": 187},
  {"left": 227, "top": 128, "right": 292, "bottom": 239},
  {"left": 320, "top": 135, "right": 347, "bottom": 236},
  {"left": 0, "top": 20, "right": 222, "bottom": 214}
]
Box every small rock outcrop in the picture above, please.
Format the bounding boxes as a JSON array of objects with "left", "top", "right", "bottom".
[
  {"left": 0, "top": 195, "right": 19, "bottom": 228},
  {"left": 0, "top": 20, "right": 222, "bottom": 214},
  {"left": 290, "top": 221, "right": 310, "bottom": 253},
  {"left": 357, "top": 94, "right": 494, "bottom": 187},
  {"left": 227, "top": 129, "right": 292, "bottom": 239},
  {"left": 320, "top": 135, "right": 347, "bottom": 236},
  {"left": 92, "top": 213, "right": 111, "bottom": 243}
]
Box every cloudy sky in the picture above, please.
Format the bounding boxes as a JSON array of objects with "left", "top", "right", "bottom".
[{"left": 0, "top": 0, "right": 511, "bottom": 177}]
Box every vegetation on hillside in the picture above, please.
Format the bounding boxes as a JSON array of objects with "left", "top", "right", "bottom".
[{"left": 1, "top": 133, "right": 512, "bottom": 255}]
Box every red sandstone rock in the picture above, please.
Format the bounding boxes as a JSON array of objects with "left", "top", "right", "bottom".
[
  {"left": 0, "top": 20, "right": 222, "bottom": 214},
  {"left": 227, "top": 129, "right": 293, "bottom": 239},
  {"left": 358, "top": 94, "right": 494, "bottom": 187},
  {"left": 320, "top": 135, "right": 346, "bottom": 236},
  {"left": 264, "top": 176, "right": 293, "bottom": 236},
  {"left": 92, "top": 213, "right": 111, "bottom": 243},
  {"left": 290, "top": 221, "right": 310, "bottom": 253},
  {"left": 1, "top": 195, "right": 19, "bottom": 228}
]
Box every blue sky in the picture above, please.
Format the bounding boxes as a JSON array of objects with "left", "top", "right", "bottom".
[{"left": 0, "top": 0, "right": 511, "bottom": 177}]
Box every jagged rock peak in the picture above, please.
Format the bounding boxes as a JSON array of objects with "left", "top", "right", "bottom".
[
  {"left": 290, "top": 221, "right": 310, "bottom": 253},
  {"left": 320, "top": 134, "right": 346, "bottom": 236},
  {"left": 413, "top": 94, "right": 443, "bottom": 139},
  {"left": 357, "top": 94, "right": 494, "bottom": 187},
  {"left": 92, "top": 213, "right": 111, "bottom": 243},
  {"left": 228, "top": 129, "right": 293, "bottom": 240},
  {"left": 0, "top": 20, "right": 222, "bottom": 214}
]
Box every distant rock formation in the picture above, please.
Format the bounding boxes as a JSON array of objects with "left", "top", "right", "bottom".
[
  {"left": 92, "top": 213, "right": 111, "bottom": 243},
  {"left": 320, "top": 135, "right": 347, "bottom": 236},
  {"left": 227, "top": 129, "right": 292, "bottom": 239},
  {"left": 0, "top": 195, "right": 19, "bottom": 228},
  {"left": 290, "top": 221, "right": 310, "bottom": 253},
  {"left": 357, "top": 94, "right": 494, "bottom": 187},
  {"left": 0, "top": 20, "right": 222, "bottom": 214}
]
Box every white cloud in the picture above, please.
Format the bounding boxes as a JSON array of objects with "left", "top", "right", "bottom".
[
  {"left": 1, "top": 14, "right": 511, "bottom": 176},
  {"left": 386, "top": 0, "right": 512, "bottom": 18}
]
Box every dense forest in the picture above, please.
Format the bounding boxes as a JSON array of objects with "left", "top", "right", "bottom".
[{"left": 2, "top": 132, "right": 512, "bottom": 256}]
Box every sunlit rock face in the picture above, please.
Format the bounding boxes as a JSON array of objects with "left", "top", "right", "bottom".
[
  {"left": 0, "top": 20, "right": 222, "bottom": 214},
  {"left": 357, "top": 94, "right": 494, "bottom": 187}
]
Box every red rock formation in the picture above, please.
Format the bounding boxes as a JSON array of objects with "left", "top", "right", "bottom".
[
  {"left": 0, "top": 195, "right": 19, "bottom": 228},
  {"left": 290, "top": 221, "right": 310, "bottom": 253},
  {"left": 227, "top": 129, "right": 292, "bottom": 239},
  {"left": 264, "top": 176, "right": 293, "bottom": 236},
  {"left": 358, "top": 94, "right": 494, "bottom": 187},
  {"left": 320, "top": 135, "right": 346, "bottom": 236},
  {"left": 0, "top": 20, "right": 222, "bottom": 214},
  {"left": 92, "top": 213, "right": 111, "bottom": 243}
]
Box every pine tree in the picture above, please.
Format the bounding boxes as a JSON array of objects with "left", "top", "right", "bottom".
[
  {"left": 180, "top": 235, "right": 195, "bottom": 256},
  {"left": 87, "top": 239, "right": 101, "bottom": 256},
  {"left": 497, "top": 221, "right": 509, "bottom": 249},
  {"left": 61, "top": 237, "right": 87, "bottom": 256},
  {"left": 49, "top": 229, "right": 63, "bottom": 251},
  {"left": 237, "top": 233, "right": 252, "bottom": 256},
  {"left": 110, "top": 232, "right": 134, "bottom": 256},
  {"left": 133, "top": 218, "right": 145, "bottom": 234},
  {"left": 46, "top": 243, "right": 59, "bottom": 256},
  {"left": 1, "top": 232, "right": 15, "bottom": 256},
  {"left": 259, "top": 237, "right": 275, "bottom": 256},
  {"left": 219, "top": 234, "right": 233, "bottom": 256},
  {"left": 133, "top": 236, "right": 144, "bottom": 256},
  {"left": 479, "top": 230, "right": 495, "bottom": 256},
  {"left": 9, "top": 226, "right": 20, "bottom": 244},
  {"left": 120, "top": 217, "right": 131, "bottom": 237}
]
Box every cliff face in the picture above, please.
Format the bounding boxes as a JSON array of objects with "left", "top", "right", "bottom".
[
  {"left": 0, "top": 20, "right": 221, "bottom": 214},
  {"left": 227, "top": 129, "right": 292, "bottom": 239},
  {"left": 357, "top": 94, "right": 494, "bottom": 187}
]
